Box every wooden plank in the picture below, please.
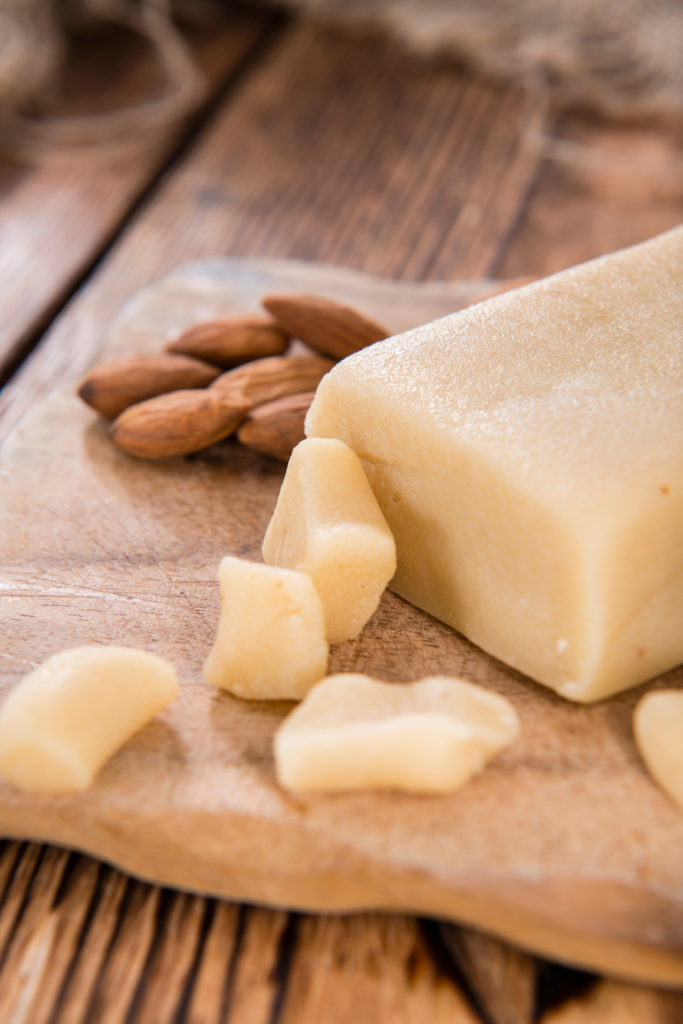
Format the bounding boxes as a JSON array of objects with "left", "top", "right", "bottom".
[
  {"left": 130, "top": 892, "right": 208, "bottom": 1024},
  {"left": 0, "top": 9, "right": 269, "bottom": 385},
  {"left": 496, "top": 113, "right": 683, "bottom": 278},
  {"left": 50, "top": 868, "right": 128, "bottom": 1023},
  {"left": 277, "top": 914, "right": 481, "bottom": 1024},
  {"left": 0, "top": 22, "right": 546, "bottom": 443},
  {"left": 0, "top": 844, "right": 43, "bottom": 965},
  {"left": 20, "top": 857, "right": 101, "bottom": 1024},
  {"left": 0, "top": 842, "right": 22, "bottom": 908},
  {"left": 439, "top": 923, "right": 536, "bottom": 1024},
  {"left": 0, "top": 846, "right": 70, "bottom": 1024},
  {"left": 540, "top": 978, "right": 683, "bottom": 1023},
  {"left": 84, "top": 881, "right": 160, "bottom": 1024},
  {"left": 226, "top": 909, "right": 290, "bottom": 1023},
  {"left": 185, "top": 902, "right": 241, "bottom": 1024}
]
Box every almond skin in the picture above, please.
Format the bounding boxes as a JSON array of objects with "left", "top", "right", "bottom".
[
  {"left": 78, "top": 353, "right": 221, "bottom": 420},
  {"left": 166, "top": 315, "right": 289, "bottom": 368},
  {"left": 262, "top": 294, "right": 389, "bottom": 360},
  {"left": 237, "top": 392, "right": 315, "bottom": 462},
  {"left": 211, "top": 356, "right": 335, "bottom": 408},
  {"left": 109, "top": 390, "right": 251, "bottom": 459}
]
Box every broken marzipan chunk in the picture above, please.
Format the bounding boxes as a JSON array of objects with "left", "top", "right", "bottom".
[
  {"left": 203, "top": 556, "right": 328, "bottom": 700},
  {"left": 262, "top": 438, "right": 396, "bottom": 644},
  {"left": 274, "top": 672, "right": 519, "bottom": 793},
  {"left": 0, "top": 646, "right": 178, "bottom": 793}
]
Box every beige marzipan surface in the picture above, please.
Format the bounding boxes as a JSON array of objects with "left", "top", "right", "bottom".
[
  {"left": 306, "top": 227, "right": 683, "bottom": 702},
  {"left": 634, "top": 691, "right": 683, "bottom": 813},
  {"left": 0, "top": 647, "right": 178, "bottom": 793},
  {"left": 275, "top": 673, "right": 519, "bottom": 793},
  {"left": 203, "top": 556, "right": 328, "bottom": 700}
]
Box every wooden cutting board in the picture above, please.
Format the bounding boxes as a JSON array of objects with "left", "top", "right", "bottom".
[{"left": 1, "top": 258, "right": 682, "bottom": 988}]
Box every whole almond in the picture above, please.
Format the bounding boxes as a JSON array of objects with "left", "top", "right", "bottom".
[
  {"left": 211, "top": 355, "right": 334, "bottom": 408},
  {"left": 78, "top": 353, "right": 221, "bottom": 420},
  {"left": 109, "top": 390, "right": 251, "bottom": 459},
  {"left": 262, "top": 294, "right": 389, "bottom": 360},
  {"left": 166, "top": 315, "right": 289, "bottom": 368},
  {"left": 237, "top": 392, "right": 315, "bottom": 462}
]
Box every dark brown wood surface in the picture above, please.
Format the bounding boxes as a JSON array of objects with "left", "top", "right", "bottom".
[
  {"left": 0, "top": 10, "right": 268, "bottom": 387},
  {"left": 497, "top": 111, "right": 683, "bottom": 278},
  {"left": 1, "top": 10, "right": 683, "bottom": 1023}
]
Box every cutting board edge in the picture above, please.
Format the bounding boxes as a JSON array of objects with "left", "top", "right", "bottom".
[{"left": 3, "top": 807, "right": 683, "bottom": 989}]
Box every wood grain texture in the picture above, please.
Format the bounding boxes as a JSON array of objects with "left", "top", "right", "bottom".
[
  {"left": 19, "top": 857, "right": 102, "bottom": 1024},
  {"left": 2, "top": 260, "right": 683, "bottom": 989},
  {"left": 0, "top": 843, "right": 44, "bottom": 961},
  {"left": 278, "top": 914, "right": 480, "bottom": 1024},
  {"left": 440, "top": 923, "right": 536, "bottom": 1024},
  {"left": 0, "top": 847, "right": 70, "bottom": 1024},
  {"left": 496, "top": 113, "right": 683, "bottom": 278},
  {"left": 227, "top": 908, "right": 290, "bottom": 1023},
  {"left": 50, "top": 867, "right": 129, "bottom": 1022},
  {"left": 0, "top": 852, "right": 488, "bottom": 1024},
  {"left": 131, "top": 892, "right": 208, "bottom": 1024},
  {"left": 85, "top": 882, "right": 161, "bottom": 1024},
  {"left": 540, "top": 979, "right": 683, "bottom": 1024},
  {"left": 186, "top": 902, "right": 241, "bottom": 1024},
  {"left": 0, "top": 22, "right": 547, "bottom": 443},
  {"left": 0, "top": 10, "right": 269, "bottom": 385}
]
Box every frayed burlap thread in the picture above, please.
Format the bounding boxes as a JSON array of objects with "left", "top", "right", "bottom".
[{"left": 0, "top": 0, "right": 207, "bottom": 161}]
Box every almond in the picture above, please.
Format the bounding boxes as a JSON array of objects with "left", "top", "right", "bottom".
[
  {"left": 262, "top": 294, "right": 389, "bottom": 360},
  {"left": 166, "top": 315, "right": 289, "bottom": 368},
  {"left": 237, "top": 392, "right": 315, "bottom": 462},
  {"left": 211, "top": 355, "right": 334, "bottom": 408},
  {"left": 77, "top": 353, "right": 221, "bottom": 420},
  {"left": 109, "top": 390, "right": 251, "bottom": 460}
]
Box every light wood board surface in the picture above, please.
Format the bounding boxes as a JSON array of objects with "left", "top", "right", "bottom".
[{"left": 1, "top": 258, "right": 682, "bottom": 989}]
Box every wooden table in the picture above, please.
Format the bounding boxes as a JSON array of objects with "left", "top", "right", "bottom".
[{"left": 1, "top": 9, "right": 683, "bottom": 1023}]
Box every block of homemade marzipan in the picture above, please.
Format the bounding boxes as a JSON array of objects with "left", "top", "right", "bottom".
[
  {"left": 305, "top": 226, "right": 683, "bottom": 702},
  {"left": 203, "top": 556, "right": 328, "bottom": 700},
  {"left": 262, "top": 438, "right": 396, "bottom": 644},
  {"left": 634, "top": 691, "right": 683, "bottom": 812},
  {"left": 274, "top": 673, "right": 519, "bottom": 793},
  {"left": 0, "top": 646, "right": 178, "bottom": 793}
]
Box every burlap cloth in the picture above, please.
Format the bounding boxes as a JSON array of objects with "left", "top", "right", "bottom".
[
  {"left": 0, "top": 0, "right": 208, "bottom": 159},
  {"left": 289, "top": 0, "right": 683, "bottom": 121},
  {"left": 1, "top": 0, "right": 683, "bottom": 159}
]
